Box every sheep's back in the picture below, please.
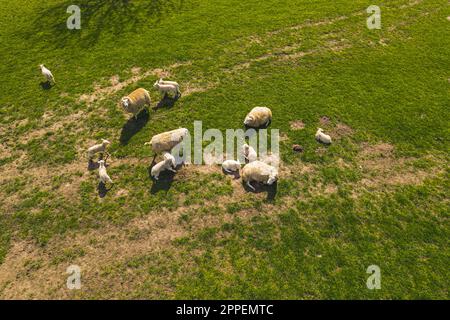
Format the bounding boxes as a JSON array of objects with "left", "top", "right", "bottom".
[
  {"left": 247, "top": 107, "right": 272, "bottom": 127},
  {"left": 150, "top": 128, "right": 188, "bottom": 153},
  {"left": 124, "top": 88, "right": 150, "bottom": 114},
  {"left": 242, "top": 161, "right": 273, "bottom": 182}
]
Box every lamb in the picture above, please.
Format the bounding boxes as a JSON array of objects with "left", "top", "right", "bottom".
[
  {"left": 242, "top": 143, "right": 257, "bottom": 162},
  {"left": 87, "top": 139, "right": 110, "bottom": 160},
  {"left": 222, "top": 160, "right": 241, "bottom": 173},
  {"left": 315, "top": 128, "right": 332, "bottom": 144},
  {"left": 163, "top": 151, "right": 177, "bottom": 168},
  {"left": 98, "top": 160, "right": 113, "bottom": 185},
  {"left": 39, "top": 64, "right": 55, "bottom": 84},
  {"left": 120, "top": 88, "right": 151, "bottom": 119},
  {"left": 153, "top": 80, "right": 181, "bottom": 98},
  {"left": 158, "top": 78, "right": 180, "bottom": 88},
  {"left": 241, "top": 161, "right": 278, "bottom": 191},
  {"left": 244, "top": 107, "right": 272, "bottom": 128},
  {"left": 146, "top": 128, "right": 189, "bottom": 154},
  {"left": 151, "top": 158, "right": 177, "bottom": 180}
]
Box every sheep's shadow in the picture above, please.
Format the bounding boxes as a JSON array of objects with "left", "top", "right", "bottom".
[
  {"left": 97, "top": 181, "right": 113, "bottom": 198},
  {"left": 243, "top": 181, "right": 278, "bottom": 201},
  {"left": 148, "top": 166, "right": 176, "bottom": 194},
  {"left": 40, "top": 81, "right": 52, "bottom": 90},
  {"left": 154, "top": 94, "right": 180, "bottom": 110},
  {"left": 87, "top": 160, "right": 100, "bottom": 171},
  {"left": 222, "top": 168, "right": 240, "bottom": 180},
  {"left": 120, "top": 108, "right": 150, "bottom": 145}
]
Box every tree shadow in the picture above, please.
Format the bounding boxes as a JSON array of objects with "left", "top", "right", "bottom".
[
  {"left": 97, "top": 181, "right": 113, "bottom": 198},
  {"left": 24, "top": 0, "right": 186, "bottom": 49},
  {"left": 148, "top": 166, "right": 176, "bottom": 194},
  {"left": 243, "top": 181, "right": 277, "bottom": 201},
  {"left": 119, "top": 108, "right": 150, "bottom": 145},
  {"left": 40, "top": 81, "right": 52, "bottom": 90}
]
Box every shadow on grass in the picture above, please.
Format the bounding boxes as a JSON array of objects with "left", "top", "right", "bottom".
[
  {"left": 40, "top": 81, "right": 52, "bottom": 90},
  {"left": 154, "top": 94, "right": 181, "bottom": 110},
  {"left": 148, "top": 166, "right": 176, "bottom": 194},
  {"left": 243, "top": 181, "right": 277, "bottom": 201},
  {"left": 97, "top": 181, "right": 113, "bottom": 198},
  {"left": 120, "top": 108, "right": 150, "bottom": 145},
  {"left": 25, "top": 0, "right": 186, "bottom": 49}
]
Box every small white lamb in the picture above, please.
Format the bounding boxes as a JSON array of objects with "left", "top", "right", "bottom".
[
  {"left": 242, "top": 143, "right": 257, "bottom": 162},
  {"left": 241, "top": 161, "right": 278, "bottom": 191},
  {"left": 120, "top": 88, "right": 151, "bottom": 119},
  {"left": 39, "top": 64, "right": 55, "bottom": 84},
  {"left": 222, "top": 160, "right": 241, "bottom": 173},
  {"left": 315, "top": 128, "right": 332, "bottom": 144},
  {"left": 158, "top": 78, "right": 180, "bottom": 87},
  {"left": 151, "top": 158, "right": 177, "bottom": 180},
  {"left": 87, "top": 139, "right": 110, "bottom": 160},
  {"left": 153, "top": 80, "right": 181, "bottom": 97},
  {"left": 98, "top": 160, "right": 113, "bottom": 185},
  {"left": 163, "top": 152, "right": 177, "bottom": 168}
]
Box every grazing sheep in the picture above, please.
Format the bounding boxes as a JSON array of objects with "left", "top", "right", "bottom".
[
  {"left": 163, "top": 151, "right": 177, "bottom": 168},
  {"left": 153, "top": 80, "right": 181, "bottom": 98},
  {"left": 120, "top": 88, "right": 151, "bottom": 119},
  {"left": 315, "top": 128, "right": 332, "bottom": 144},
  {"left": 222, "top": 160, "right": 241, "bottom": 173},
  {"left": 241, "top": 161, "right": 278, "bottom": 191},
  {"left": 158, "top": 78, "right": 180, "bottom": 88},
  {"left": 98, "top": 160, "right": 113, "bottom": 185},
  {"left": 146, "top": 128, "right": 189, "bottom": 154},
  {"left": 242, "top": 143, "right": 257, "bottom": 162},
  {"left": 39, "top": 64, "right": 55, "bottom": 84},
  {"left": 244, "top": 107, "right": 272, "bottom": 128},
  {"left": 151, "top": 158, "right": 177, "bottom": 180},
  {"left": 87, "top": 139, "right": 110, "bottom": 160}
]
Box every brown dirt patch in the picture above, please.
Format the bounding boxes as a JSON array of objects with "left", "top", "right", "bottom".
[{"left": 290, "top": 120, "right": 305, "bottom": 130}]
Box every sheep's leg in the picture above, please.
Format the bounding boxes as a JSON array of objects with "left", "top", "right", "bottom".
[
  {"left": 223, "top": 168, "right": 232, "bottom": 173},
  {"left": 246, "top": 181, "right": 256, "bottom": 191},
  {"left": 168, "top": 168, "right": 177, "bottom": 173}
]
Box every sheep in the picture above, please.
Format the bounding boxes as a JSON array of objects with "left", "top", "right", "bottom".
[
  {"left": 153, "top": 80, "right": 181, "bottom": 98},
  {"left": 145, "top": 128, "right": 189, "bottom": 154},
  {"left": 163, "top": 151, "right": 177, "bottom": 168},
  {"left": 242, "top": 143, "right": 257, "bottom": 162},
  {"left": 120, "top": 88, "right": 151, "bottom": 119},
  {"left": 241, "top": 161, "right": 278, "bottom": 191},
  {"left": 39, "top": 64, "right": 55, "bottom": 84},
  {"left": 244, "top": 107, "right": 272, "bottom": 128},
  {"left": 98, "top": 160, "right": 113, "bottom": 185},
  {"left": 158, "top": 78, "right": 180, "bottom": 88},
  {"left": 222, "top": 160, "right": 241, "bottom": 173},
  {"left": 151, "top": 158, "right": 177, "bottom": 180},
  {"left": 315, "top": 128, "right": 332, "bottom": 144},
  {"left": 87, "top": 139, "right": 110, "bottom": 160}
]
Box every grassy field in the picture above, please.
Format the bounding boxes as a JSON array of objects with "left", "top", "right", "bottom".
[{"left": 0, "top": 0, "right": 448, "bottom": 299}]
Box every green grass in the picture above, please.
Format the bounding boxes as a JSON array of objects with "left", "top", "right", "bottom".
[{"left": 0, "top": 0, "right": 448, "bottom": 299}]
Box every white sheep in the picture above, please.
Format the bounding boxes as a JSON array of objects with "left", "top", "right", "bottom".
[
  {"left": 163, "top": 151, "right": 177, "bottom": 168},
  {"left": 158, "top": 78, "right": 180, "bottom": 87},
  {"left": 241, "top": 161, "right": 278, "bottom": 191},
  {"left": 153, "top": 80, "right": 181, "bottom": 98},
  {"left": 39, "top": 64, "right": 55, "bottom": 84},
  {"left": 244, "top": 107, "right": 272, "bottom": 128},
  {"left": 145, "top": 128, "right": 189, "bottom": 154},
  {"left": 222, "top": 160, "right": 241, "bottom": 173},
  {"left": 242, "top": 143, "right": 257, "bottom": 162},
  {"left": 98, "top": 160, "right": 113, "bottom": 185},
  {"left": 87, "top": 139, "right": 110, "bottom": 160},
  {"left": 151, "top": 158, "right": 177, "bottom": 180},
  {"left": 120, "top": 88, "right": 151, "bottom": 119},
  {"left": 315, "top": 128, "right": 332, "bottom": 144}
]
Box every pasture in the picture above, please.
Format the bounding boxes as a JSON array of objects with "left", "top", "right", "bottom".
[{"left": 0, "top": 0, "right": 448, "bottom": 299}]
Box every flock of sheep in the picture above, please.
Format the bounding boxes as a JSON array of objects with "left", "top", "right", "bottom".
[{"left": 40, "top": 64, "right": 333, "bottom": 194}]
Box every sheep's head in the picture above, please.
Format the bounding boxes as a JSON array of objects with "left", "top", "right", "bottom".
[
  {"left": 121, "top": 97, "right": 130, "bottom": 109},
  {"left": 98, "top": 160, "right": 105, "bottom": 166},
  {"left": 101, "top": 139, "right": 110, "bottom": 145},
  {"left": 153, "top": 81, "right": 160, "bottom": 89},
  {"left": 267, "top": 171, "right": 278, "bottom": 185},
  {"left": 244, "top": 115, "right": 254, "bottom": 125},
  {"left": 39, "top": 64, "right": 44, "bottom": 69},
  {"left": 242, "top": 143, "right": 249, "bottom": 154}
]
